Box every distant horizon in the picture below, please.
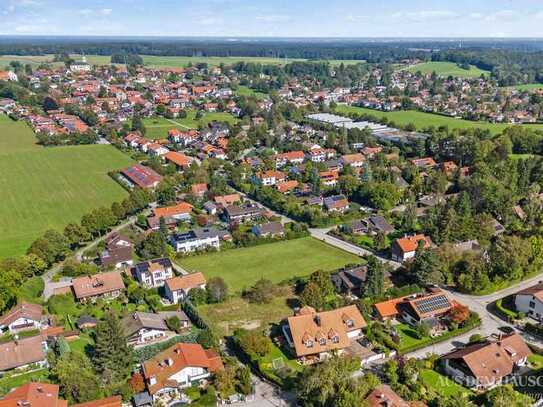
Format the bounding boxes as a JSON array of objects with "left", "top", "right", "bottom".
[{"left": 2, "top": 1, "right": 543, "bottom": 38}]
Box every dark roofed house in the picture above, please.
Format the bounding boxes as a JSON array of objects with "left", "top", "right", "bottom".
[
  {"left": 323, "top": 195, "right": 349, "bottom": 213},
  {"left": 76, "top": 315, "right": 97, "bottom": 329},
  {"left": 121, "top": 164, "right": 163, "bottom": 190},
  {"left": 122, "top": 311, "right": 191, "bottom": 346},
  {"left": 252, "top": 222, "right": 285, "bottom": 238},
  {"left": 331, "top": 265, "right": 391, "bottom": 297},
  {"left": 441, "top": 333, "right": 531, "bottom": 389},
  {"left": 99, "top": 232, "right": 133, "bottom": 269},
  {"left": 224, "top": 204, "right": 264, "bottom": 223}
]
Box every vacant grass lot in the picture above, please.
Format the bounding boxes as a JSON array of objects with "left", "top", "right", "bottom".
[
  {"left": 198, "top": 295, "right": 294, "bottom": 337},
  {"left": 335, "top": 105, "right": 543, "bottom": 136},
  {"left": 179, "top": 237, "right": 360, "bottom": 292},
  {"left": 404, "top": 61, "right": 489, "bottom": 78},
  {"left": 0, "top": 115, "right": 134, "bottom": 257},
  {"left": 142, "top": 111, "right": 238, "bottom": 139}
]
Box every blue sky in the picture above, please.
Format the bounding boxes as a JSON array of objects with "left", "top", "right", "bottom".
[{"left": 1, "top": 0, "right": 542, "bottom": 37}]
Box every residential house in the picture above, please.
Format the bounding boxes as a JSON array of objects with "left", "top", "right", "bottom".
[
  {"left": 99, "top": 232, "right": 133, "bottom": 269},
  {"left": 122, "top": 311, "right": 191, "bottom": 346},
  {"left": 365, "top": 384, "right": 412, "bottom": 407},
  {"left": 191, "top": 183, "right": 208, "bottom": 198},
  {"left": 0, "top": 335, "right": 49, "bottom": 373},
  {"left": 0, "top": 303, "right": 48, "bottom": 335},
  {"left": 410, "top": 157, "right": 437, "bottom": 169},
  {"left": 214, "top": 193, "right": 241, "bottom": 208},
  {"left": 165, "top": 272, "right": 207, "bottom": 304},
  {"left": 348, "top": 216, "right": 394, "bottom": 235},
  {"left": 274, "top": 151, "right": 305, "bottom": 167},
  {"left": 441, "top": 333, "right": 531, "bottom": 389},
  {"left": 323, "top": 195, "right": 350, "bottom": 213},
  {"left": 170, "top": 228, "right": 225, "bottom": 253},
  {"left": 331, "top": 265, "right": 390, "bottom": 298},
  {"left": 164, "top": 151, "right": 193, "bottom": 171},
  {"left": 252, "top": 222, "right": 285, "bottom": 238},
  {"left": 0, "top": 383, "right": 67, "bottom": 407},
  {"left": 121, "top": 164, "right": 162, "bottom": 190},
  {"left": 276, "top": 180, "right": 299, "bottom": 194},
  {"left": 515, "top": 282, "right": 543, "bottom": 321},
  {"left": 397, "top": 290, "right": 455, "bottom": 330},
  {"left": 224, "top": 205, "right": 263, "bottom": 223},
  {"left": 391, "top": 234, "right": 431, "bottom": 262},
  {"left": 341, "top": 153, "right": 365, "bottom": 168},
  {"left": 142, "top": 343, "right": 223, "bottom": 398},
  {"left": 256, "top": 170, "right": 286, "bottom": 186},
  {"left": 72, "top": 271, "right": 126, "bottom": 303},
  {"left": 283, "top": 305, "right": 366, "bottom": 364},
  {"left": 319, "top": 170, "right": 339, "bottom": 186},
  {"left": 132, "top": 258, "right": 174, "bottom": 288},
  {"left": 153, "top": 202, "right": 193, "bottom": 222}
]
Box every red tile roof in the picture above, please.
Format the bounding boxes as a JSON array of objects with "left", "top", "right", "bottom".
[{"left": 0, "top": 383, "right": 67, "bottom": 407}]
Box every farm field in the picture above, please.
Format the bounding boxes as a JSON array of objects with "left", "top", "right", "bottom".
[
  {"left": 403, "top": 61, "right": 490, "bottom": 78},
  {"left": 506, "top": 83, "right": 543, "bottom": 91},
  {"left": 335, "top": 105, "right": 543, "bottom": 135},
  {"left": 142, "top": 110, "right": 238, "bottom": 139},
  {"left": 0, "top": 115, "right": 134, "bottom": 258},
  {"left": 178, "top": 237, "right": 360, "bottom": 292}
]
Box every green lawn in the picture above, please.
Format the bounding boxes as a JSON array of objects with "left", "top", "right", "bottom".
[
  {"left": 179, "top": 237, "right": 360, "bottom": 292},
  {"left": 0, "top": 369, "right": 50, "bottom": 396},
  {"left": 235, "top": 86, "right": 268, "bottom": 99},
  {"left": 142, "top": 111, "right": 238, "bottom": 139},
  {"left": 69, "top": 331, "right": 95, "bottom": 356},
  {"left": 404, "top": 61, "right": 489, "bottom": 78},
  {"left": 0, "top": 115, "right": 134, "bottom": 258},
  {"left": 419, "top": 369, "right": 472, "bottom": 397},
  {"left": 506, "top": 83, "right": 543, "bottom": 92},
  {"left": 335, "top": 105, "right": 543, "bottom": 136},
  {"left": 17, "top": 277, "right": 44, "bottom": 303},
  {"left": 395, "top": 323, "right": 430, "bottom": 350}
]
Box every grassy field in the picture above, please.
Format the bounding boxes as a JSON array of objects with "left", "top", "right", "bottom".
[
  {"left": 507, "top": 83, "right": 543, "bottom": 92},
  {"left": 404, "top": 61, "right": 490, "bottom": 78},
  {"left": 419, "top": 369, "right": 472, "bottom": 397},
  {"left": 335, "top": 105, "right": 543, "bottom": 135},
  {"left": 142, "top": 111, "right": 238, "bottom": 139},
  {"left": 0, "top": 369, "right": 50, "bottom": 395},
  {"left": 0, "top": 54, "right": 365, "bottom": 70},
  {"left": 198, "top": 295, "right": 295, "bottom": 337},
  {"left": 0, "top": 115, "right": 134, "bottom": 258},
  {"left": 179, "top": 237, "right": 360, "bottom": 292},
  {"left": 235, "top": 86, "right": 268, "bottom": 99}
]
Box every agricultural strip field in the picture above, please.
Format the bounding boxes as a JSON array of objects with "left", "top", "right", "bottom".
[
  {"left": 142, "top": 110, "right": 238, "bottom": 139},
  {"left": 403, "top": 61, "right": 490, "bottom": 78},
  {"left": 177, "top": 237, "right": 361, "bottom": 293},
  {"left": 0, "top": 114, "right": 134, "bottom": 258},
  {"left": 335, "top": 105, "right": 543, "bottom": 136}
]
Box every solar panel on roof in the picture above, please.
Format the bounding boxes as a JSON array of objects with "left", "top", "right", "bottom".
[{"left": 413, "top": 294, "right": 451, "bottom": 314}]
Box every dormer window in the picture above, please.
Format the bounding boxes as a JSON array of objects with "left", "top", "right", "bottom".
[
  {"left": 346, "top": 319, "right": 354, "bottom": 328},
  {"left": 319, "top": 338, "right": 326, "bottom": 346},
  {"left": 332, "top": 335, "right": 339, "bottom": 343},
  {"left": 305, "top": 340, "right": 314, "bottom": 348}
]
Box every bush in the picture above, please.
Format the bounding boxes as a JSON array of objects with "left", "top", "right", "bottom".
[
  {"left": 242, "top": 279, "right": 275, "bottom": 304},
  {"left": 235, "top": 329, "right": 272, "bottom": 358}
]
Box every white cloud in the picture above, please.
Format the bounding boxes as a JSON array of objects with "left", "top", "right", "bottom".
[
  {"left": 101, "top": 8, "right": 113, "bottom": 16},
  {"left": 391, "top": 10, "right": 460, "bottom": 22},
  {"left": 255, "top": 15, "right": 291, "bottom": 23}
]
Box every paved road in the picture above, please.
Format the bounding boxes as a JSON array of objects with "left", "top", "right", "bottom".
[
  {"left": 309, "top": 228, "right": 402, "bottom": 270},
  {"left": 42, "top": 215, "right": 140, "bottom": 300}
]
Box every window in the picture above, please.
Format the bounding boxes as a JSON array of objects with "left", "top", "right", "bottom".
[
  {"left": 319, "top": 338, "right": 326, "bottom": 346},
  {"left": 305, "top": 340, "right": 313, "bottom": 348},
  {"left": 346, "top": 319, "right": 354, "bottom": 328},
  {"left": 530, "top": 301, "right": 536, "bottom": 308},
  {"left": 332, "top": 336, "right": 339, "bottom": 343}
]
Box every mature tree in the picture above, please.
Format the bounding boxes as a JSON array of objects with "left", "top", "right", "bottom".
[
  {"left": 63, "top": 223, "right": 90, "bottom": 248},
  {"left": 235, "top": 329, "right": 272, "bottom": 358},
  {"left": 299, "top": 281, "right": 327, "bottom": 311},
  {"left": 296, "top": 355, "right": 378, "bottom": 407},
  {"left": 236, "top": 365, "right": 253, "bottom": 395},
  {"left": 243, "top": 279, "right": 275, "bottom": 304},
  {"left": 197, "top": 329, "right": 219, "bottom": 350},
  {"left": 188, "top": 287, "right": 208, "bottom": 305},
  {"left": 94, "top": 312, "right": 135, "bottom": 387},
  {"left": 482, "top": 384, "right": 533, "bottom": 407},
  {"left": 364, "top": 256, "right": 386, "bottom": 298},
  {"left": 137, "top": 231, "right": 169, "bottom": 259},
  {"left": 27, "top": 229, "right": 69, "bottom": 265},
  {"left": 408, "top": 245, "right": 443, "bottom": 286},
  {"left": 308, "top": 270, "right": 335, "bottom": 298},
  {"left": 52, "top": 352, "right": 103, "bottom": 404},
  {"left": 207, "top": 277, "right": 228, "bottom": 303}
]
